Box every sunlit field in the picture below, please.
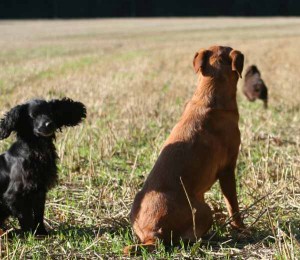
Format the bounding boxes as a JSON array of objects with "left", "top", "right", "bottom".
[{"left": 0, "top": 18, "right": 299, "bottom": 259}]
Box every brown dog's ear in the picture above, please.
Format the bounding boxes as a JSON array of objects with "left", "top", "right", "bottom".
[
  {"left": 230, "top": 50, "right": 244, "bottom": 78},
  {"left": 193, "top": 50, "right": 211, "bottom": 74}
]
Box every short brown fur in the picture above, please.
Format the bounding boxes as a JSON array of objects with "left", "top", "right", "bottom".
[{"left": 125, "top": 46, "right": 246, "bottom": 254}]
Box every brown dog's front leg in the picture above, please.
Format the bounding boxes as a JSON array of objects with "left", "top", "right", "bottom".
[{"left": 218, "top": 170, "right": 245, "bottom": 230}]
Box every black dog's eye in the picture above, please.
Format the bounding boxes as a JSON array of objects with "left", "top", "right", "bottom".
[
  {"left": 29, "top": 110, "right": 38, "bottom": 118},
  {"left": 29, "top": 112, "right": 36, "bottom": 118}
]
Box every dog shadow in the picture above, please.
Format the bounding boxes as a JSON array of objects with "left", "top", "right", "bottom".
[
  {"left": 4, "top": 223, "right": 121, "bottom": 240},
  {"left": 50, "top": 223, "right": 120, "bottom": 238},
  {"left": 162, "top": 218, "right": 300, "bottom": 256},
  {"left": 157, "top": 229, "right": 267, "bottom": 257}
]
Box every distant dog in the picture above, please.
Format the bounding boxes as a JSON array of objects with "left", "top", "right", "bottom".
[
  {"left": 125, "top": 46, "right": 246, "bottom": 254},
  {"left": 243, "top": 65, "right": 268, "bottom": 108},
  {"left": 0, "top": 98, "right": 86, "bottom": 235}
]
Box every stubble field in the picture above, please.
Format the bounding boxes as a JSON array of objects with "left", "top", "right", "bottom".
[{"left": 0, "top": 18, "right": 299, "bottom": 259}]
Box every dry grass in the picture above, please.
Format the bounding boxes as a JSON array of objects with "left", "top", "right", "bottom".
[{"left": 0, "top": 18, "right": 299, "bottom": 259}]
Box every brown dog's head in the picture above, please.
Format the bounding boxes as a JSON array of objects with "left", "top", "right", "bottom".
[{"left": 193, "top": 46, "right": 244, "bottom": 80}]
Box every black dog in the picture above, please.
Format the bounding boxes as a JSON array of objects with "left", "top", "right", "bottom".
[
  {"left": 243, "top": 65, "right": 268, "bottom": 108},
  {"left": 0, "top": 98, "right": 86, "bottom": 235}
]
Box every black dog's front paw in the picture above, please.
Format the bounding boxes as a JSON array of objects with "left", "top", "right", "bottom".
[{"left": 35, "top": 225, "right": 49, "bottom": 236}]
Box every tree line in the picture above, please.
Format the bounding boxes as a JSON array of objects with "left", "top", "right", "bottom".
[{"left": 0, "top": 0, "right": 299, "bottom": 18}]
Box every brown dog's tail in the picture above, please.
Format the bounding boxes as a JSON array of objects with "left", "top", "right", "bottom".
[{"left": 123, "top": 242, "right": 156, "bottom": 256}]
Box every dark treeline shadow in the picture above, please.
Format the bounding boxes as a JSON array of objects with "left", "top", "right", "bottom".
[{"left": 0, "top": 0, "right": 300, "bottom": 19}]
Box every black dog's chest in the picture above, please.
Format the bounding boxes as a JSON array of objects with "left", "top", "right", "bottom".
[
  {"left": 5, "top": 141, "right": 59, "bottom": 192},
  {"left": 25, "top": 149, "right": 58, "bottom": 189}
]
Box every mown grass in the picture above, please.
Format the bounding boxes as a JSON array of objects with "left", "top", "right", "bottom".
[{"left": 0, "top": 18, "right": 299, "bottom": 259}]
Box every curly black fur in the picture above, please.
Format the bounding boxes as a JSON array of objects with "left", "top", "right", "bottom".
[{"left": 0, "top": 98, "right": 86, "bottom": 235}]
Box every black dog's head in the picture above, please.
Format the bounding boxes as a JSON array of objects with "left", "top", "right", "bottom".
[{"left": 0, "top": 98, "right": 86, "bottom": 140}]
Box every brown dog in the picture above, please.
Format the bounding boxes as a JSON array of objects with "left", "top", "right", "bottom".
[
  {"left": 243, "top": 65, "right": 268, "bottom": 108},
  {"left": 125, "top": 46, "right": 245, "bottom": 254}
]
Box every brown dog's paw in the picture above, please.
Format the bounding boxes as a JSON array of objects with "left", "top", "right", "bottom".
[
  {"left": 123, "top": 243, "right": 155, "bottom": 256},
  {"left": 232, "top": 229, "right": 253, "bottom": 241},
  {"left": 230, "top": 219, "right": 246, "bottom": 230},
  {"left": 230, "top": 222, "right": 253, "bottom": 239}
]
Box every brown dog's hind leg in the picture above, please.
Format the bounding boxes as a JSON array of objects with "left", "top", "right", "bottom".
[
  {"left": 124, "top": 201, "right": 212, "bottom": 255},
  {"left": 180, "top": 201, "right": 213, "bottom": 242},
  {"left": 123, "top": 240, "right": 156, "bottom": 256}
]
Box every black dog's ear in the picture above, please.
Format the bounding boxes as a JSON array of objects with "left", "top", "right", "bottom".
[
  {"left": 50, "top": 98, "right": 86, "bottom": 128},
  {"left": 0, "top": 104, "right": 26, "bottom": 139}
]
